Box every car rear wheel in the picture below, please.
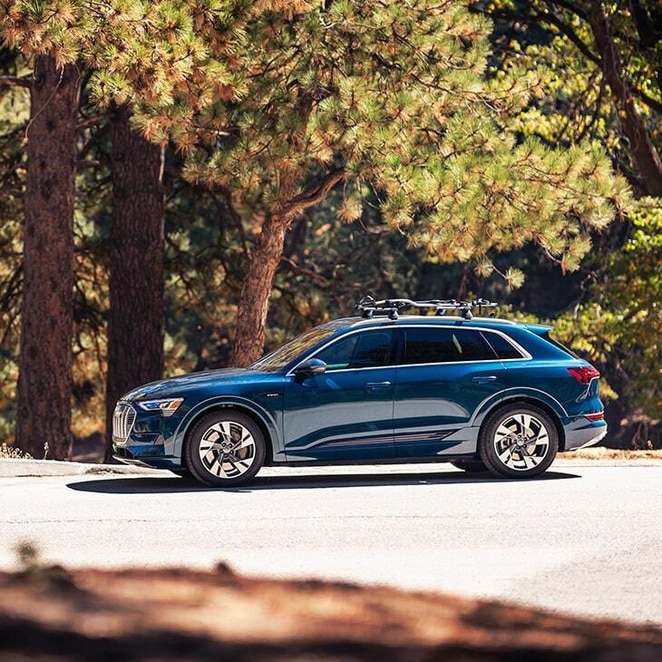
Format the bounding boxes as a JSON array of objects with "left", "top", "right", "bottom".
[
  {"left": 184, "top": 411, "right": 266, "bottom": 487},
  {"left": 479, "top": 404, "right": 558, "bottom": 479}
]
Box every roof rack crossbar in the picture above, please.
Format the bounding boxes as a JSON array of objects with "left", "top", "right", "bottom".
[{"left": 355, "top": 296, "right": 498, "bottom": 320}]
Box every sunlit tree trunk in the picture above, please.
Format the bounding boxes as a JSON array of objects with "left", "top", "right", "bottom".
[
  {"left": 231, "top": 214, "right": 287, "bottom": 367},
  {"left": 230, "top": 170, "right": 344, "bottom": 367},
  {"left": 16, "top": 56, "right": 81, "bottom": 459}
]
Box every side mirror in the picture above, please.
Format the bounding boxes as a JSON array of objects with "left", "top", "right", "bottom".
[{"left": 293, "top": 358, "right": 327, "bottom": 382}]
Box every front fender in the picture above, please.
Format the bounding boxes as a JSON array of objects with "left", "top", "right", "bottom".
[{"left": 166, "top": 396, "right": 283, "bottom": 461}]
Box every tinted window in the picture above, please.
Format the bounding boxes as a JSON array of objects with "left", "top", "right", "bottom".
[
  {"left": 482, "top": 331, "right": 523, "bottom": 359},
  {"left": 315, "top": 330, "right": 394, "bottom": 370},
  {"left": 403, "top": 328, "right": 494, "bottom": 364}
]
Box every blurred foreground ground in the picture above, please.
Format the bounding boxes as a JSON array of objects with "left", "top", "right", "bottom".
[{"left": 2, "top": 562, "right": 662, "bottom": 661}]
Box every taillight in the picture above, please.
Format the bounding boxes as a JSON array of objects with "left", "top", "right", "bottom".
[
  {"left": 585, "top": 412, "right": 604, "bottom": 421},
  {"left": 567, "top": 366, "right": 600, "bottom": 385}
]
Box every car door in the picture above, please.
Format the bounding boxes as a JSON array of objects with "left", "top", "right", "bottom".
[
  {"left": 282, "top": 328, "right": 396, "bottom": 462},
  {"left": 393, "top": 325, "right": 506, "bottom": 457}
]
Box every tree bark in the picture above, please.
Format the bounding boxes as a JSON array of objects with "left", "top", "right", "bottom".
[
  {"left": 588, "top": 1, "right": 662, "bottom": 197},
  {"left": 231, "top": 213, "right": 288, "bottom": 367},
  {"left": 105, "top": 104, "right": 165, "bottom": 459},
  {"left": 16, "top": 56, "right": 81, "bottom": 459},
  {"left": 230, "top": 169, "right": 344, "bottom": 367}
]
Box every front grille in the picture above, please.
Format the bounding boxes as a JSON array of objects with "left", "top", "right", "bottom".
[{"left": 113, "top": 403, "right": 136, "bottom": 444}]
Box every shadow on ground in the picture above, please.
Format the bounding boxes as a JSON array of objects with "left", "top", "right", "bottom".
[{"left": 66, "top": 469, "right": 581, "bottom": 494}]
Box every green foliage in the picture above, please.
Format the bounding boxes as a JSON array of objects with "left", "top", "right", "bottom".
[
  {"left": 554, "top": 199, "right": 662, "bottom": 418},
  {"left": 137, "top": 1, "right": 627, "bottom": 278},
  {"left": 0, "top": 0, "right": 652, "bottom": 440},
  {"left": 468, "top": 0, "right": 661, "bottom": 436}
]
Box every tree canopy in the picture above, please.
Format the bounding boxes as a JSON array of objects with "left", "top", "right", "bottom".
[{"left": 1, "top": 0, "right": 659, "bottom": 453}]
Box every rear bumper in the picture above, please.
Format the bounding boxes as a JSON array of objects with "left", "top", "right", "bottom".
[{"left": 563, "top": 419, "right": 608, "bottom": 452}]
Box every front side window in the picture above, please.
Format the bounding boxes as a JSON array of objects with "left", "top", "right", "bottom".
[
  {"left": 403, "top": 327, "right": 495, "bottom": 364},
  {"left": 315, "top": 330, "right": 394, "bottom": 370}
]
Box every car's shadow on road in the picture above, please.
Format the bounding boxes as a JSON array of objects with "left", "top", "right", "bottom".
[{"left": 67, "top": 468, "right": 581, "bottom": 494}]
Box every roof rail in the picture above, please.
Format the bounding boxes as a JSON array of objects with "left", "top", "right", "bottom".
[{"left": 355, "top": 296, "right": 498, "bottom": 321}]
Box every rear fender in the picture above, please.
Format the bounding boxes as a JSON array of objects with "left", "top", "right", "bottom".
[{"left": 470, "top": 387, "right": 568, "bottom": 448}]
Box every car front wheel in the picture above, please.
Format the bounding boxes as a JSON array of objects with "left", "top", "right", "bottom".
[
  {"left": 479, "top": 404, "right": 559, "bottom": 479},
  {"left": 184, "top": 411, "right": 266, "bottom": 487}
]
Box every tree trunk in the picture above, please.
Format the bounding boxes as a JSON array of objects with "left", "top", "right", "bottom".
[
  {"left": 230, "top": 169, "right": 345, "bottom": 367},
  {"left": 105, "top": 104, "right": 165, "bottom": 459},
  {"left": 588, "top": 2, "right": 662, "bottom": 197},
  {"left": 16, "top": 56, "right": 81, "bottom": 460},
  {"left": 231, "top": 214, "right": 287, "bottom": 367}
]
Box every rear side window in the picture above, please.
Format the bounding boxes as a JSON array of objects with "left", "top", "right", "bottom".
[
  {"left": 403, "top": 328, "right": 495, "bottom": 364},
  {"left": 482, "top": 331, "right": 524, "bottom": 360}
]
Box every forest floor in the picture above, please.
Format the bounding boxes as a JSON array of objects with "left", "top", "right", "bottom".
[{"left": 2, "top": 448, "right": 661, "bottom": 661}]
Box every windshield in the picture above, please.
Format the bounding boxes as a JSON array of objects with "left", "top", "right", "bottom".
[{"left": 250, "top": 322, "right": 346, "bottom": 372}]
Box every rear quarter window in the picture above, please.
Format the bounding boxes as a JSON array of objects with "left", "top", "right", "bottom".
[
  {"left": 482, "top": 331, "right": 524, "bottom": 360},
  {"left": 533, "top": 329, "right": 579, "bottom": 359}
]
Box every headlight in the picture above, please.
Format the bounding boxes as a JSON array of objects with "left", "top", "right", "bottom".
[{"left": 136, "top": 398, "right": 184, "bottom": 417}]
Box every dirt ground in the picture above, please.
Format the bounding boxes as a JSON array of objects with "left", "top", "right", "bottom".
[
  {"left": 1, "top": 562, "right": 661, "bottom": 662},
  {"left": 561, "top": 448, "right": 662, "bottom": 461},
  {"left": 3, "top": 450, "right": 661, "bottom": 661}
]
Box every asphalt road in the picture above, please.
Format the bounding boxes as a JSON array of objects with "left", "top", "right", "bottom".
[{"left": 1, "top": 459, "right": 661, "bottom": 626}]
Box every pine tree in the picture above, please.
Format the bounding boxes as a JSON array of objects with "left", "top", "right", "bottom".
[
  {"left": 0, "top": 47, "right": 28, "bottom": 443},
  {"left": 0, "top": 0, "right": 91, "bottom": 457},
  {"left": 132, "top": 1, "right": 628, "bottom": 365},
  {"left": 1, "top": 1, "right": 175, "bottom": 456},
  {"left": 105, "top": 103, "right": 165, "bottom": 459},
  {"left": 469, "top": 0, "right": 662, "bottom": 443}
]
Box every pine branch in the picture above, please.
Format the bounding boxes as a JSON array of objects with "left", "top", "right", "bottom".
[
  {"left": 475, "top": 2, "right": 662, "bottom": 116},
  {"left": 277, "top": 168, "right": 345, "bottom": 221},
  {"left": 280, "top": 255, "right": 329, "bottom": 286},
  {"left": 77, "top": 114, "right": 107, "bottom": 130},
  {"left": 0, "top": 75, "right": 31, "bottom": 89},
  {"left": 634, "top": 88, "right": 662, "bottom": 115}
]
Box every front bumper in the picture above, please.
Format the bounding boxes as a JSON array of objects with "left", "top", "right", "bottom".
[
  {"left": 112, "top": 400, "right": 183, "bottom": 470},
  {"left": 113, "top": 446, "right": 182, "bottom": 470}
]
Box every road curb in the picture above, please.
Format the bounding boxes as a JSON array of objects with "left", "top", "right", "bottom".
[{"left": 0, "top": 458, "right": 162, "bottom": 478}]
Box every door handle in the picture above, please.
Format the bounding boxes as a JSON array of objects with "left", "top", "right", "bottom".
[
  {"left": 471, "top": 376, "right": 497, "bottom": 384},
  {"left": 365, "top": 381, "right": 392, "bottom": 392}
]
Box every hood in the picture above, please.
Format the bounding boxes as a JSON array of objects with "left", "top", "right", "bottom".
[{"left": 121, "top": 368, "right": 266, "bottom": 402}]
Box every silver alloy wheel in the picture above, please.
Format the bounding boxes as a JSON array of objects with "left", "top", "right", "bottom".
[
  {"left": 198, "top": 420, "right": 257, "bottom": 480},
  {"left": 492, "top": 412, "right": 550, "bottom": 472}
]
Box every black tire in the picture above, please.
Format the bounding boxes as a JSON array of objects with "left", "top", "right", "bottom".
[
  {"left": 478, "top": 404, "right": 559, "bottom": 479},
  {"left": 450, "top": 460, "right": 489, "bottom": 473},
  {"left": 184, "top": 411, "right": 266, "bottom": 487}
]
